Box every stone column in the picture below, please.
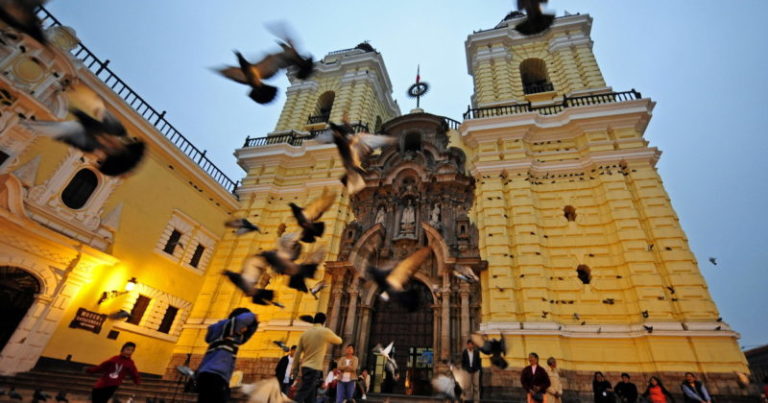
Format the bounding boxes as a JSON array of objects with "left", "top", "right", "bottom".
[
  {"left": 357, "top": 304, "right": 373, "bottom": 367},
  {"left": 460, "top": 281, "right": 471, "bottom": 340},
  {"left": 440, "top": 275, "right": 451, "bottom": 360},
  {"left": 432, "top": 304, "right": 441, "bottom": 360},
  {"left": 327, "top": 271, "right": 345, "bottom": 335},
  {"left": 342, "top": 279, "right": 360, "bottom": 344}
]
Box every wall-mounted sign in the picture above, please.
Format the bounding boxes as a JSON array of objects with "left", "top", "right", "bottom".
[{"left": 69, "top": 308, "right": 107, "bottom": 334}]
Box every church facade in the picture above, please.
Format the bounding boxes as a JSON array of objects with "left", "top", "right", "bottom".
[{"left": 0, "top": 7, "right": 751, "bottom": 401}]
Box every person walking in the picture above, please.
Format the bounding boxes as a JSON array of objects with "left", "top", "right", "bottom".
[
  {"left": 615, "top": 373, "right": 639, "bottom": 403},
  {"left": 336, "top": 344, "right": 359, "bottom": 403},
  {"left": 680, "top": 372, "right": 711, "bottom": 403},
  {"left": 545, "top": 357, "right": 563, "bottom": 403},
  {"left": 86, "top": 342, "right": 141, "bottom": 403},
  {"left": 521, "top": 352, "right": 551, "bottom": 403},
  {"left": 291, "top": 312, "right": 343, "bottom": 403},
  {"left": 196, "top": 307, "right": 258, "bottom": 403},
  {"left": 461, "top": 339, "right": 482, "bottom": 402},
  {"left": 593, "top": 372, "right": 614, "bottom": 403},
  {"left": 276, "top": 345, "right": 297, "bottom": 393},
  {"left": 642, "top": 376, "right": 675, "bottom": 403}
]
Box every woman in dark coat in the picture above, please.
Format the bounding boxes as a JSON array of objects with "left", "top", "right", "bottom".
[
  {"left": 593, "top": 372, "right": 614, "bottom": 403},
  {"left": 521, "top": 352, "right": 551, "bottom": 403}
]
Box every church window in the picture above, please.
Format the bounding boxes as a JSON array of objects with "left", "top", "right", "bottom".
[
  {"left": 403, "top": 132, "right": 422, "bottom": 152},
  {"left": 157, "top": 305, "right": 178, "bottom": 334},
  {"left": 61, "top": 168, "right": 98, "bottom": 209},
  {"left": 163, "top": 229, "right": 183, "bottom": 255},
  {"left": 127, "top": 295, "right": 151, "bottom": 325},
  {"left": 310, "top": 91, "right": 335, "bottom": 123},
  {"left": 520, "top": 58, "right": 553, "bottom": 94},
  {"left": 189, "top": 244, "right": 205, "bottom": 268}
]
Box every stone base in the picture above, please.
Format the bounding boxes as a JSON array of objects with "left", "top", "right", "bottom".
[{"left": 165, "top": 354, "right": 279, "bottom": 383}]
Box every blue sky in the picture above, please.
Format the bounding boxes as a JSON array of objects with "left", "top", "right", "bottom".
[{"left": 46, "top": 1, "right": 768, "bottom": 350}]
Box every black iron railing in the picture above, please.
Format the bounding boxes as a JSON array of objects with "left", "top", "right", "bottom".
[
  {"left": 441, "top": 116, "right": 462, "bottom": 131},
  {"left": 36, "top": 7, "right": 238, "bottom": 193},
  {"left": 306, "top": 114, "right": 330, "bottom": 124},
  {"left": 523, "top": 81, "right": 555, "bottom": 95},
  {"left": 463, "top": 89, "right": 642, "bottom": 120},
  {"left": 243, "top": 122, "right": 370, "bottom": 149}
]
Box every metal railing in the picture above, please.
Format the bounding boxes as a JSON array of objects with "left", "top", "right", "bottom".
[
  {"left": 306, "top": 114, "right": 330, "bottom": 124},
  {"left": 523, "top": 81, "right": 555, "bottom": 95},
  {"left": 463, "top": 89, "right": 642, "bottom": 120},
  {"left": 36, "top": 7, "right": 238, "bottom": 193},
  {"left": 243, "top": 122, "right": 370, "bottom": 149}
]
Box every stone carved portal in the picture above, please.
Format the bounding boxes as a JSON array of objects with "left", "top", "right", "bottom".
[{"left": 325, "top": 113, "right": 484, "bottom": 396}]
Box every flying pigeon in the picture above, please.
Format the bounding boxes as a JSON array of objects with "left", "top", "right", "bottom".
[
  {"left": 273, "top": 340, "right": 290, "bottom": 352},
  {"left": 222, "top": 255, "right": 275, "bottom": 305},
  {"left": 642, "top": 310, "right": 649, "bottom": 319},
  {"left": 176, "top": 365, "right": 195, "bottom": 378},
  {"left": 289, "top": 187, "right": 336, "bottom": 243},
  {"left": 298, "top": 314, "right": 315, "bottom": 324},
  {"left": 515, "top": 0, "right": 555, "bottom": 36},
  {"left": 708, "top": 257, "right": 717, "bottom": 266},
  {"left": 367, "top": 247, "right": 431, "bottom": 311},
  {"left": 373, "top": 342, "right": 398, "bottom": 376},
  {"left": 643, "top": 325, "right": 653, "bottom": 334},
  {"left": 452, "top": 265, "right": 479, "bottom": 283},
  {"left": 23, "top": 83, "right": 145, "bottom": 176},
  {"left": 309, "top": 281, "right": 326, "bottom": 299},
  {"left": 327, "top": 121, "right": 397, "bottom": 194},
  {"left": 225, "top": 218, "right": 261, "bottom": 236},
  {"left": 470, "top": 333, "right": 508, "bottom": 369},
  {"left": 0, "top": 0, "right": 47, "bottom": 45},
  {"left": 216, "top": 32, "right": 313, "bottom": 105}
]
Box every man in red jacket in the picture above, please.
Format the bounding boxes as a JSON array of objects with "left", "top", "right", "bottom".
[{"left": 86, "top": 341, "right": 141, "bottom": 403}]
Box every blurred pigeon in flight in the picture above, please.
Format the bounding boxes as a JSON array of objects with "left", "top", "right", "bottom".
[
  {"left": 216, "top": 30, "right": 314, "bottom": 105},
  {"left": 373, "top": 341, "right": 398, "bottom": 376},
  {"left": 452, "top": 265, "right": 479, "bottom": 283},
  {"left": 225, "top": 218, "right": 261, "bottom": 236},
  {"left": 367, "top": 247, "right": 431, "bottom": 311},
  {"left": 327, "top": 121, "right": 396, "bottom": 194},
  {"left": 289, "top": 187, "right": 336, "bottom": 243},
  {"left": 0, "top": 0, "right": 47, "bottom": 45},
  {"left": 515, "top": 0, "right": 555, "bottom": 35},
  {"left": 222, "top": 255, "right": 275, "bottom": 305},
  {"left": 470, "top": 333, "right": 508, "bottom": 369}
]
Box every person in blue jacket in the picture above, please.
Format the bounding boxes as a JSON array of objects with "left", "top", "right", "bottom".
[{"left": 196, "top": 307, "right": 258, "bottom": 403}]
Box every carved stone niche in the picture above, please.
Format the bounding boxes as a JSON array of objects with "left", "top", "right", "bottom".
[{"left": 339, "top": 221, "right": 363, "bottom": 261}]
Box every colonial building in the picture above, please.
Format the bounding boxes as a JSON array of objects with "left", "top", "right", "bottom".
[
  {"left": 0, "top": 9, "right": 238, "bottom": 376},
  {"left": 0, "top": 6, "right": 752, "bottom": 401}
]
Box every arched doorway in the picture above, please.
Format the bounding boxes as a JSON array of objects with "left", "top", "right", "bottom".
[
  {"left": 367, "top": 280, "right": 434, "bottom": 396},
  {"left": 0, "top": 266, "right": 41, "bottom": 351}
]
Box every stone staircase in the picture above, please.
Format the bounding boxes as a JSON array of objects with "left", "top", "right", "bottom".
[{"left": 0, "top": 369, "right": 233, "bottom": 402}]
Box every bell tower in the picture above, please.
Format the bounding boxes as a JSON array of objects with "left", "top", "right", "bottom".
[
  {"left": 460, "top": 12, "right": 748, "bottom": 400},
  {"left": 272, "top": 42, "right": 400, "bottom": 135}
]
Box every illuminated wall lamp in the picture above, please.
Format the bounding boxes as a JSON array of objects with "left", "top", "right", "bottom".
[{"left": 97, "top": 277, "right": 138, "bottom": 305}]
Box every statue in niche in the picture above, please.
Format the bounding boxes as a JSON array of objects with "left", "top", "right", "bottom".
[
  {"left": 375, "top": 205, "right": 386, "bottom": 224},
  {"left": 429, "top": 203, "right": 441, "bottom": 227},
  {"left": 400, "top": 199, "right": 416, "bottom": 234}
]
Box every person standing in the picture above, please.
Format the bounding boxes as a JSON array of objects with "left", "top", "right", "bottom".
[
  {"left": 336, "top": 344, "right": 359, "bottom": 403},
  {"left": 545, "top": 357, "right": 563, "bottom": 403},
  {"left": 680, "top": 372, "right": 711, "bottom": 403},
  {"left": 461, "top": 340, "right": 481, "bottom": 402},
  {"left": 615, "top": 373, "right": 639, "bottom": 403},
  {"left": 593, "top": 372, "right": 614, "bottom": 403},
  {"left": 642, "top": 376, "right": 675, "bottom": 403},
  {"left": 196, "top": 307, "right": 258, "bottom": 403},
  {"left": 291, "top": 312, "right": 343, "bottom": 403},
  {"left": 521, "top": 352, "right": 551, "bottom": 403},
  {"left": 276, "top": 345, "right": 297, "bottom": 393},
  {"left": 86, "top": 342, "right": 141, "bottom": 403}
]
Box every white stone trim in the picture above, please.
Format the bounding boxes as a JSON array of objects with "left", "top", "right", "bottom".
[
  {"left": 478, "top": 320, "right": 738, "bottom": 339},
  {"left": 119, "top": 282, "right": 193, "bottom": 342},
  {"left": 153, "top": 209, "right": 219, "bottom": 273}
]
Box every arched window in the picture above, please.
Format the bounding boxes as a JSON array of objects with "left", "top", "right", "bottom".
[
  {"left": 403, "top": 132, "right": 421, "bottom": 152},
  {"left": 61, "top": 169, "right": 98, "bottom": 209},
  {"left": 520, "top": 58, "right": 553, "bottom": 94},
  {"left": 309, "top": 91, "right": 335, "bottom": 123}
]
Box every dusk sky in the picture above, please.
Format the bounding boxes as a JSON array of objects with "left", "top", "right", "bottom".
[{"left": 46, "top": 1, "right": 768, "bottom": 349}]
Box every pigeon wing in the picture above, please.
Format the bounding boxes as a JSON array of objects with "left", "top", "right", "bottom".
[
  {"left": 303, "top": 188, "right": 337, "bottom": 221},
  {"left": 387, "top": 247, "right": 431, "bottom": 291}
]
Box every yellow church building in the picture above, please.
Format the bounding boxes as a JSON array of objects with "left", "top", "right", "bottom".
[{"left": 0, "top": 6, "right": 751, "bottom": 401}]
